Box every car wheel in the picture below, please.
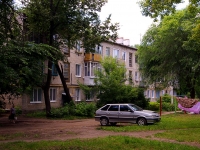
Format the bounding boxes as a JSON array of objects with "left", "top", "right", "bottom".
[
  {"left": 110, "top": 122, "right": 117, "bottom": 126},
  {"left": 137, "top": 118, "right": 147, "bottom": 126},
  {"left": 100, "top": 117, "right": 109, "bottom": 126}
]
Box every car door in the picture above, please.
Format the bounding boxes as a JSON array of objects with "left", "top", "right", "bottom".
[
  {"left": 107, "top": 105, "right": 119, "bottom": 122},
  {"left": 118, "top": 105, "right": 136, "bottom": 123}
]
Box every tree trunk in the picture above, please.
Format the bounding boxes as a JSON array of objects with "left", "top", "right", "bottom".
[
  {"left": 55, "top": 63, "right": 72, "bottom": 104},
  {"left": 190, "top": 86, "right": 195, "bottom": 99},
  {"left": 42, "top": 60, "right": 53, "bottom": 117}
]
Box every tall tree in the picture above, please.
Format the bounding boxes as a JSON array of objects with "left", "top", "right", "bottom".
[
  {"left": 138, "top": 7, "right": 200, "bottom": 98},
  {"left": 138, "top": 0, "right": 199, "bottom": 20},
  {"left": 22, "top": 0, "right": 119, "bottom": 116},
  {"left": 80, "top": 56, "right": 148, "bottom": 108},
  {"left": 0, "top": 0, "right": 63, "bottom": 106}
]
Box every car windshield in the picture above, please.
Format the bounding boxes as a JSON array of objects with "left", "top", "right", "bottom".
[{"left": 129, "top": 104, "right": 143, "bottom": 111}]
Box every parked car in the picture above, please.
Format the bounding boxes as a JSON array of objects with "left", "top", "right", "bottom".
[{"left": 95, "top": 103, "right": 161, "bottom": 126}]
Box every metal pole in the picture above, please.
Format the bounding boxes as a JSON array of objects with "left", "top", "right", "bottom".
[{"left": 160, "top": 96, "right": 162, "bottom": 116}]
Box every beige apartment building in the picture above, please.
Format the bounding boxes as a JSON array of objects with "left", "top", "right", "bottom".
[
  {"left": 10, "top": 38, "right": 142, "bottom": 111},
  {"left": 5, "top": 38, "right": 176, "bottom": 111}
]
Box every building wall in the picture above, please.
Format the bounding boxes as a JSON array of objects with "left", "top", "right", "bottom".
[{"left": 3, "top": 40, "right": 142, "bottom": 111}]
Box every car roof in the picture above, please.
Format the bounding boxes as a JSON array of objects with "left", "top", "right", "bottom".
[{"left": 106, "top": 103, "right": 133, "bottom": 105}]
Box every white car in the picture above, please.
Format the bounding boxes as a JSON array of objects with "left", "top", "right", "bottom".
[{"left": 95, "top": 103, "right": 161, "bottom": 126}]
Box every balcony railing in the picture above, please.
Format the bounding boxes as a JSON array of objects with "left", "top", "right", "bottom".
[{"left": 84, "top": 53, "right": 101, "bottom": 62}]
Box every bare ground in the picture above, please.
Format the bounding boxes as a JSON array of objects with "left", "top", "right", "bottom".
[{"left": 0, "top": 113, "right": 200, "bottom": 148}]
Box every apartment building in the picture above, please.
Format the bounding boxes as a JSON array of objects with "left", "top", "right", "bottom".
[
  {"left": 12, "top": 38, "right": 140, "bottom": 111},
  {"left": 4, "top": 37, "right": 176, "bottom": 111}
]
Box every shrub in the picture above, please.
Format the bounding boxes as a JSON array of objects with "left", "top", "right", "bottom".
[
  {"left": 75, "top": 102, "right": 96, "bottom": 117},
  {"left": 15, "top": 106, "right": 22, "bottom": 115},
  {"left": 147, "top": 102, "right": 159, "bottom": 111},
  {"left": 161, "top": 94, "right": 171, "bottom": 103}
]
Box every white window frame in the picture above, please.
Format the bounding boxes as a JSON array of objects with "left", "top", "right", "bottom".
[
  {"left": 75, "top": 64, "right": 81, "bottom": 77},
  {"left": 75, "top": 88, "right": 81, "bottom": 101},
  {"left": 106, "top": 47, "right": 110, "bottom": 56},
  {"left": 76, "top": 41, "right": 81, "bottom": 52},
  {"left": 113, "top": 49, "right": 119, "bottom": 58},
  {"left": 95, "top": 45, "right": 103, "bottom": 54},
  {"left": 50, "top": 88, "right": 57, "bottom": 102},
  {"left": 122, "top": 52, "right": 126, "bottom": 61},
  {"left": 152, "top": 90, "right": 154, "bottom": 98},
  {"left": 135, "top": 72, "right": 138, "bottom": 81},
  {"left": 31, "top": 88, "right": 42, "bottom": 103},
  {"left": 86, "top": 91, "right": 94, "bottom": 101}
]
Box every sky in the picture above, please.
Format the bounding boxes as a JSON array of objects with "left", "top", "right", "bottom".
[{"left": 100, "top": 0, "right": 189, "bottom": 46}]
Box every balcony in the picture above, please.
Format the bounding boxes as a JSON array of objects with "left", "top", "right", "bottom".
[
  {"left": 84, "top": 76, "right": 95, "bottom": 85},
  {"left": 84, "top": 53, "right": 101, "bottom": 62}
]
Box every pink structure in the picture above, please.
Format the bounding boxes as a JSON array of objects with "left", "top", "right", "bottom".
[{"left": 178, "top": 102, "right": 200, "bottom": 114}]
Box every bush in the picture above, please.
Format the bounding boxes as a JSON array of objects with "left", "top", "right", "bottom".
[
  {"left": 147, "top": 102, "right": 160, "bottom": 111},
  {"left": 15, "top": 106, "right": 22, "bottom": 115},
  {"left": 161, "top": 94, "right": 171, "bottom": 103},
  {"left": 75, "top": 102, "right": 96, "bottom": 117}
]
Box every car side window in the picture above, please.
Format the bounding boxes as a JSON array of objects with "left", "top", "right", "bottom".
[
  {"left": 101, "top": 105, "right": 110, "bottom": 111},
  {"left": 120, "top": 105, "right": 131, "bottom": 112},
  {"left": 108, "top": 105, "right": 119, "bottom": 111}
]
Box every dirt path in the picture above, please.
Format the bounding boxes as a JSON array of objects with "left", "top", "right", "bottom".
[{"left": 0, "top": 114, "right": 200, "bottom": 148}]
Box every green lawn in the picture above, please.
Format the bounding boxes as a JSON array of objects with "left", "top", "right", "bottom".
[
  {"left": 0, "top": 136, "right": 199, "bottom": 150},
  {"left": 1, "top": 113, "right": 200, "bottom": 150}
]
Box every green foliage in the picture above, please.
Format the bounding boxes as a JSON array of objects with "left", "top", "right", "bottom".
[
  {"left": 147, "top": 101, "right": 160, "bottom": 111},
  {"left": 75, "top": 102, "right": 96, "bottom": 117},
  {"left": 49, "top": 102, "right": 96, "bottom": 118},
  {"left": 93, "top": 56, "right": 149, "bottom": 108},
  {"left": 0, "top": 135, "right": 199, "bottom": 150},
  {"left": 15, "top": 106, "right": 22, "bottom": 115},
  {"left": 138, "top": 7, "right": 200, "bottom": 98},
  {"left": 138, "top": 0, "right": 199, "bottom": 20},
  {"left": 161, "top": 94, "right": 171, "bottom": 103}
]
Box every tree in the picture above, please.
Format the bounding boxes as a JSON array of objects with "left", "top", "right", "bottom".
[
  {"left": 80, "top": 56, "right": 148, "bottom": 108},
  {"left": 138, "top": 0, "right": 199, "bottom": 20},
  {"left": 137, "top": 7, "right": 200, "bottom": 98},
  {"left": 22, "top": 0, "right": 119, "bottom": 116},
  {"left": 0, "top": 1, "right": 63, "bottom": 108}
]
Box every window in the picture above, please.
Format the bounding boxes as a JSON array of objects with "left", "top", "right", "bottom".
[
  {"left": 75, "top": 64, "right": 81, "bottom": 77},
  {"left": 86, "top": 91, "right": 94, "bottom": 101},
  {"left": 129, "top": 70, "right": 132, "bottom": 84},
  {"left": 147, "top": 90, "right": 150, "bottom": 98},
  {"left": 129, "top": 53, "right": 132, "bottom": 67},
  {"left": 75, "top": 88, "right": 81, "bottom": 101},
  {"left": 50, "top": 88, "right": 56, "bottom": 101},
  {"left": 152, "top": 90, "right": 154, "bottom": 98},
  {"left": 32, "top": 88, "right": 42, "bottom": 103},
  {"left": 122, "top": 52, "right": 126, "bottom": 60},
  {"left": 85, "top": 62, "right": 90, "bottom": 76},
  {"left": 52, "top": 63, "right": 58, "bottom": 76},
  {"left": 101, "top": 105, "right": 110, "bottom": 111},
  {"left": 106, "top": 47, "right": 110, "bottom": 56},
  {"left": 108, "top": 105, "right": 119, "bottom": 111},
  {"left": 120, "top": 105, "right": 131, "bottom": 111},
  {"left": 135, "top": 72, "right": 138, "bottom": 81},
  {"left": 95, "top": 45, "right": 102, "bottom": 54},
  {"left": 76, "top": 41, "right": 81, "bottom": 52},
  {"left": 63, "top": 63, "right": 70, "bottom": 81},
  {"left": 113, "top": 49, "right": 119, "bottom": 58},
  {"left": 91, "top": 63, "right": 100, "bottom": 76},
  {"left": 156, "top": 90, "right": 160, "bottom": 98},
  {"left": 85, "top": 62, "right": 101, "bottom": 77}
]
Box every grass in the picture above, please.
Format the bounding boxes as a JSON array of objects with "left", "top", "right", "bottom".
[
  {"left": 0, "top": 136, "right": 199, "bottom": 150},
  {"left": 154, "top": 128, "right": 200, "bottom": 143},
  {"left": 1, "top": 112, "right": 200, "bottom": 150},
  {"left": 98, "top": 113, "right": 200, "bottom": 132}
]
